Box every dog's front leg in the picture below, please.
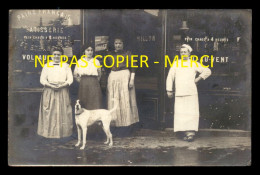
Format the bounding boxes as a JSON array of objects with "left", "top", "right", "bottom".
[
  {"left": 75, "top": 124, "right": 81, "bottom": 147},
  {"left": 80, "top": 127, "right": 87, "bottom": 150}
]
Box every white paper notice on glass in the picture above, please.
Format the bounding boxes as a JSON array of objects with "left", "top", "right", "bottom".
[{"left": 63, "top": 47, "right": 73, "bottom": 57}]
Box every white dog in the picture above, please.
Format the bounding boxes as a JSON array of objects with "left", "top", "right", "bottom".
[{"left": 74, "top": 99, "right": 117, "bottom": 150}]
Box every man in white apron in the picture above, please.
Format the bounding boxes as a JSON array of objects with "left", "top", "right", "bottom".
[{"left": 166, "top": 44, "right": 211, "bottom": 141}]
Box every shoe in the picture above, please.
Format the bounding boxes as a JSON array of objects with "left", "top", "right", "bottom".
[
  {"left": 186, "top": 135, "right": 194, "bottom": 142},
  {"left": 183, "top": 136, "right": 188, "bottom": 141}
]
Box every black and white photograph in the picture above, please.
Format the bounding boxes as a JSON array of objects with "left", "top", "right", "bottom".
[{"left": 8, "top": 9, "right": 251, "bottom": 166}]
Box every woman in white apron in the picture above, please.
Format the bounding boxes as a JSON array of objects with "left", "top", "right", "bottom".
[
  {"left": 106, "top": 37, "right": 139, "bottom": 136},
  {"left": 166, "top": 44, "right": 211, "bottom": 141}
]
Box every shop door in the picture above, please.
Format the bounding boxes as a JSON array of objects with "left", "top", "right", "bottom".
[{"left": 83, "top": 10, "right": 164, "bottom": 129}]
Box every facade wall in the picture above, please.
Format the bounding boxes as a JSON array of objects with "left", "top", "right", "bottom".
[{"left": 8, "top": 10, "right": 251, "bottom": 139}]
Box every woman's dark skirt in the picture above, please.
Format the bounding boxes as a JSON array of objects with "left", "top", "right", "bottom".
[{"left": 78, "top": 75, "right": 103, "bottom": 109}]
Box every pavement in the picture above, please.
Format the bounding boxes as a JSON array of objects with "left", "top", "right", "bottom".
[{"left": 8, "top": 128, "right": 251, "bottom": 166}]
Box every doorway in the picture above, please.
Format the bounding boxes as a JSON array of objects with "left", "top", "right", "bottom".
[{"left": 83, "top": 9, "right": 165, "bottom": 129}]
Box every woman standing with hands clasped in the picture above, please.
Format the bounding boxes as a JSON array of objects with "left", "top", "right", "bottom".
[
  {"left": 37, "top": 46, "right": 73, "bottom": 138},
  {"left": 166, "top": 44, "right": 211, "bottom": 142}
]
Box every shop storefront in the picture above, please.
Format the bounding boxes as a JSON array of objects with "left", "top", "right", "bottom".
[
  {"left": 163, "top": 10, "right": 251, "bottom": 130},
  {"left": 9, "top": 9, "right": 251, "bottom": 138}
]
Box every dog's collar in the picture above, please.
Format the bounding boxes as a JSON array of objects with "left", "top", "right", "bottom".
[{"left": 75, "top": 108, "right": 84, "bottom": 115}]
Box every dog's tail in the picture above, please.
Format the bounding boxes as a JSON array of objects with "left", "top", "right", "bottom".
[{"left": 108, "top": 98, "right": 118, "bottom": 117}]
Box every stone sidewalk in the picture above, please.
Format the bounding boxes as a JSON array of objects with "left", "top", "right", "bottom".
[
  {"left": 67, "top": 128, "right": 251, "bottom": 150},
  {"left": 8, "top": 128, "right": 251, "bottom": 166}
]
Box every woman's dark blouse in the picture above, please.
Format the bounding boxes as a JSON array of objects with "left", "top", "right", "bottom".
[{"left": 106, "top": 50, "right": 137, "bottom": 73}]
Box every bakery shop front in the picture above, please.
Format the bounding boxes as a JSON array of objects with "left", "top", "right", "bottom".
[{"left": 9, "top": 9, "right": 251, "bottom": 138}]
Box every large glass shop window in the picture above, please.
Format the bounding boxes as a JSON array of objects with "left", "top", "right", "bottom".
[{"left": 9, "top": 10, "right": 82, "bottom": 89}]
